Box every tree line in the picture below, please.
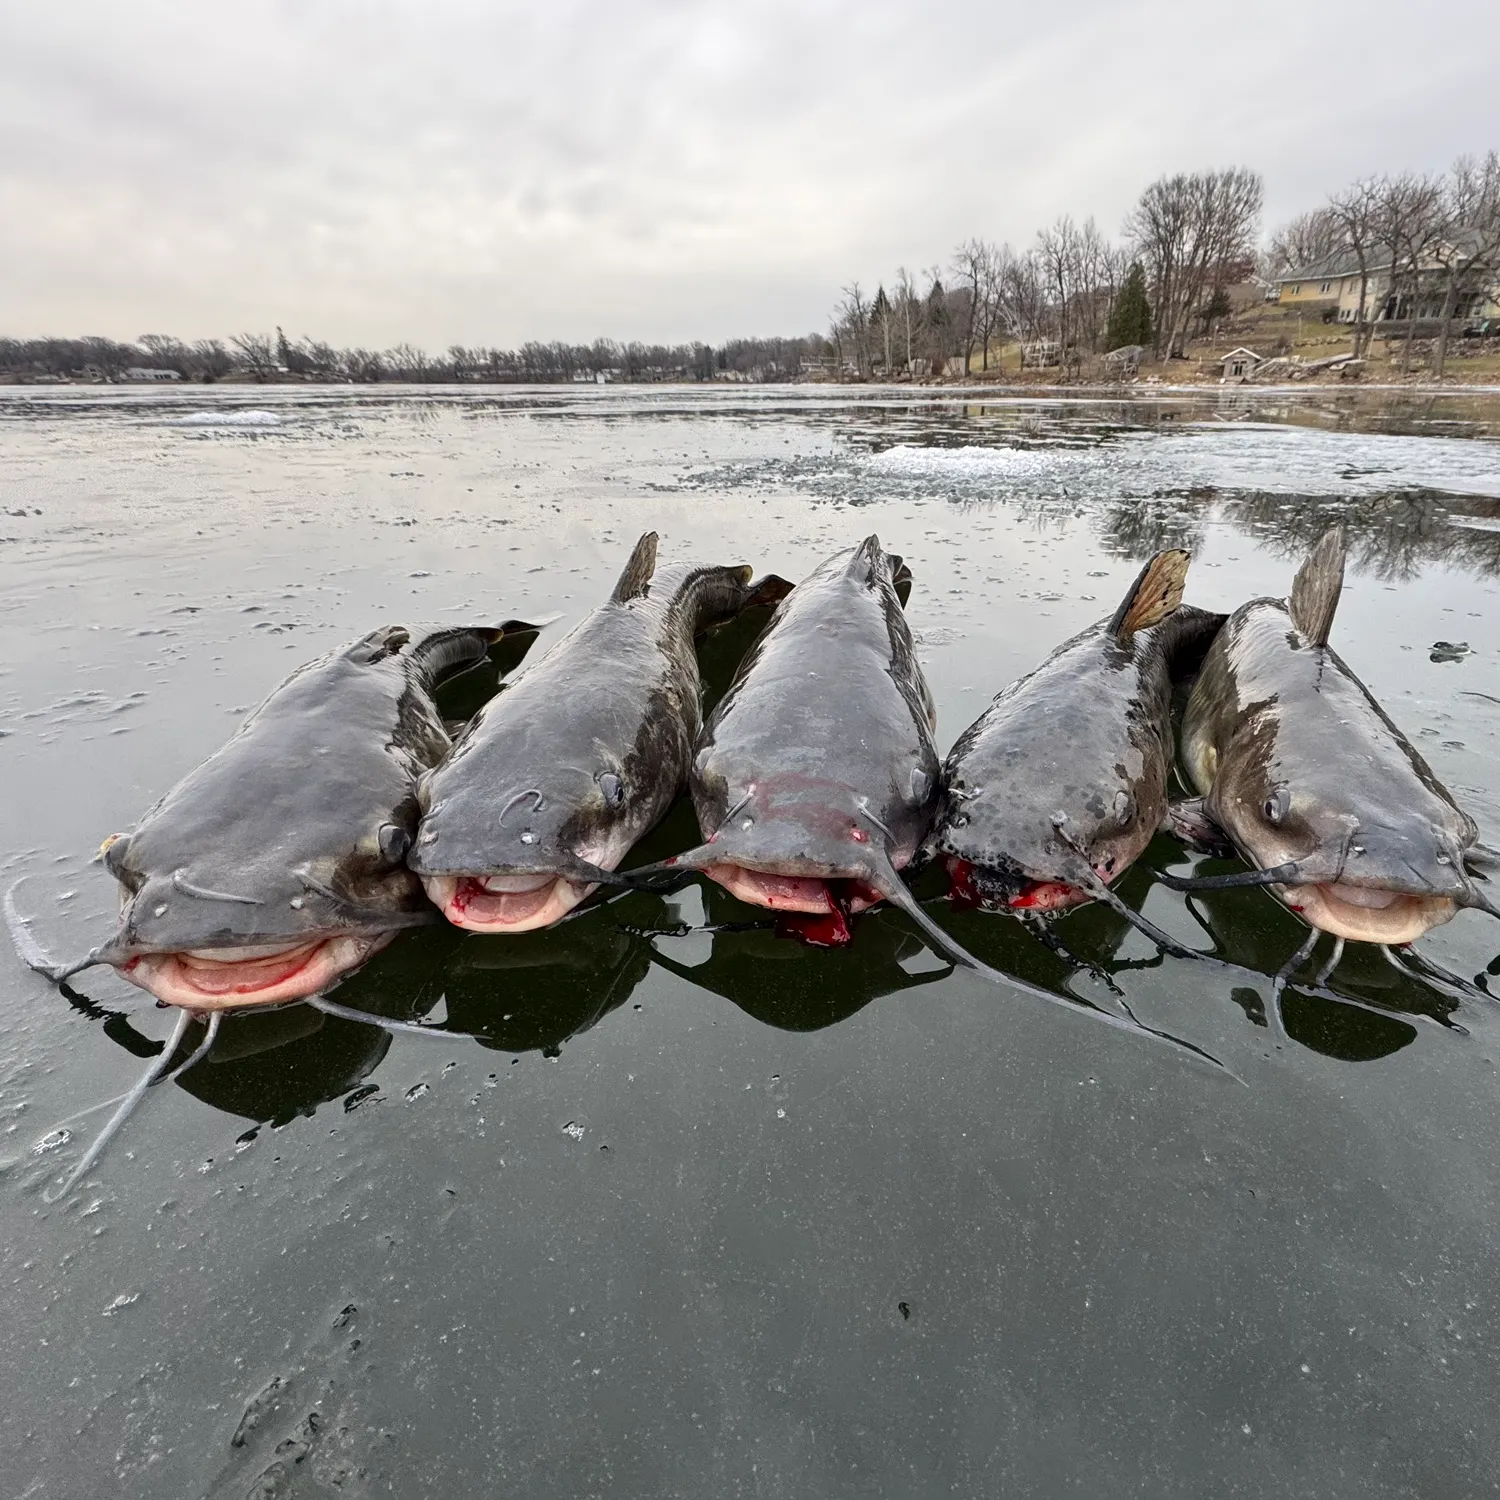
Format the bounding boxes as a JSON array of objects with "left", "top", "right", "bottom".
[
  {"left": 832, "top": 151, "right": 1498, "bottom": 378},
  {"left": 0, "top": 329, "right": 831, "bottom": 385},
  {"left": 830, "top": 167, "right": 1262, "bottom": 377}
]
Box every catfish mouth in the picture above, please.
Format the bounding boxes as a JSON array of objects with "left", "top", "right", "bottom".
[
  {"left": 945, "top": 856, "right": 1107, "bottom": 914},
  {"left": 118, "top": 933, "right": 394, "bottom": 1011},
  {"left": 700, "top": 858, "right": 889, "bottom": 949},
  {"left": 707, "top": 862, "right": 884, "bottom": 915},
  {"left": 423, "top": 872, "right": 594, "bottom": 933},
  {"left": 1278, "top": 881, "right": 1457, "bottom": 944}
]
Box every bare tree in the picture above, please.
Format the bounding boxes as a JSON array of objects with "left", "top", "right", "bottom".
[
  {"left": 1373, "top": 173, "right": 1444, "bottom": 372},
  {"left": 1125, "top": 168, "right": 1263, "bottom": 357},
  {"left": 993, "top": 246, "right": 1047, "bottom": 346},
  {"left": 833, "top": 282, "right": 871, "bottom": 377},
  {"left": 1326, "top": 177, "right": 1383, "bottom": 356},
  {"left": 1266, "top": 208, "right": 1343, "bottom": 278},
  {"left": 893, "top": 267, "right": 923, "bottom": 373},
  {"left": 231, "top": 332, "right": 279, "bottom": 381},
  {"left": 192, "top": 338, "right": 233, "bottom": 380},
  {"left": 1431, "top": 150, "right": 1500, "bottom": 378}
]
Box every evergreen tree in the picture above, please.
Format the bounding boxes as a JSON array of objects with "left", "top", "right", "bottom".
[{"left": 1106, "top": 263, "right": 1153, "bottom": 349}]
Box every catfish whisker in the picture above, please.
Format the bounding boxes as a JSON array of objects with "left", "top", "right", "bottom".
[
  {"left": 1049, "top": 815, "right": 1213, "bottom": 963},
  {"left": 5, "top": 879, "right": 109, "bottom": 984},
  {"left": 1155, "top": 861, "right": 1311, "bottom": 892},
  {"left": 1265, "top": 929, "right": 1320, "bottom": 1047},
  {"left": 1019, "top": 912, "right": 1124, "bottom": 996},
  {"left": 1300, "top": 967, "right": 1468, "bottom": 1036},
  {"left": 873, "top": 860, "right": 1240, "bottom": 1079},
  {"left": 1314, "top": 936, "right": 1345, "bottom": 988},
  {"left": 171, "top": 871, "right": 263, "bottom": 905},
  {"left": 1382, "top": 944, "right": 1493, "bottom": 1008},
  {"left": 304, "top": 994, "right": 485, "bottom": 1039},
  {"left": 42, "top": 1008, "right": 196, "bottom": 1203}
]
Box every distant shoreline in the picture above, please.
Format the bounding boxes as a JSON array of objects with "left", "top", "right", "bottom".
[{"left": 4, "top": 374, "right": 1500, "bottom": 398}]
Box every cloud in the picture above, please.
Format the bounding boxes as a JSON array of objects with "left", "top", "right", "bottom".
[{"left": 2, "top": 0, "right": 1496, "bottom": 346}]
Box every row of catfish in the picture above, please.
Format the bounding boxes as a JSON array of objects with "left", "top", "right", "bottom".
[{"left": 11, "top": 527, "right": 1500, "bottom": 1195}]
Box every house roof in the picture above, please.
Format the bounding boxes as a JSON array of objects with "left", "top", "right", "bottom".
[
  {"left": 1220, "top": 347, "right": 1262, "bottom": 362},
  {"left": 1277, "top": 228, "right": 1498, "bottom": 285},
  {"left": 1275, "top": 251, "right": 1392, "bottom": 283}
]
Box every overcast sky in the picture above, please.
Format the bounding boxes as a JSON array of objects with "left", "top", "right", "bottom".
[{"left": 3, "top": 0, "right": 1496, "bottom": 348}]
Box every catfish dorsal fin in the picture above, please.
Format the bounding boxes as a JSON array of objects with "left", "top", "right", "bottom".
[
  {"left": 1289, "top": 527, "right": 1345, "bottom": 647},
  {"left": 1107, "top": 549, "right": 1190, "bottom": 639},
  {"left": 611, "top": 532, "right": 659, "bottom": 602},
  {"left": 849, "top": 534, "right": 885, "bottom": 585}
]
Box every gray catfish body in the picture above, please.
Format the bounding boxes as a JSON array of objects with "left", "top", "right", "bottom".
[
  {"left": 409, "top": 533, "right": 774, "bottom": 931},
  {"left": 631, "top": 535, "right": 939, "bottom": 940},
  {"left": 84, "top": 625, "right": 503, "bottom": 1010},
  {"left": 933, "top": 551, "right": 1222, "bottom": 913},
  {"left": 1175, "top": 528, "right": 1491, "bottom": 945}
]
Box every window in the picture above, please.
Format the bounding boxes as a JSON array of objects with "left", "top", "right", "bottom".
[
  {"left": 1319, "top": 281, "right": 1331, "bottom": 293},
  {"left": 1289, "top": 284, "right": 1301, "bottom": 294}
]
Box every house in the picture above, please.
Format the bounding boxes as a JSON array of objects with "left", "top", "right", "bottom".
[
  {"left": 1273, "top": 231, "right": 1500, "bottom": 326},
  {"left": 1220, "top": 347, "right": 1262, "bottom": 381},
  {"left": 124, "top": 367, "right": 181, "bottom": 381},
  {"left": 1021, "top": 340, "right": 1061, "bottom": 369}
]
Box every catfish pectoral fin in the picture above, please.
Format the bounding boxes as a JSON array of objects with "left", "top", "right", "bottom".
[
  {"left": 870, "top": 863, "right": 1236, "bottom": 1077},
  {"left": 404, "top": 624, "right": 506, "bottom": 686},
  {"left": 1164, "top": 798, "right": 1236, "bottom": 858}
]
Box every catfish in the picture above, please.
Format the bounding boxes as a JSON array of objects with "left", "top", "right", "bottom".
[
  {"left": 9, "top": 624, "right": 513, "bottom": 1010},
  {"left": 932, "top": 550, "right": 1225, "bottom": 943},
  {"left": 409, "top": 533, "right": 786, "bottom": 932},
  {"left": 623, "top": 536, "right": 1232, "bottom": 1069},
  {"left": 6, "top": 623, "right": 520, "bottom": 1199},
  {"left": 1166, "top": 527, "right": 1498, "bottom": 988},
  {"left": 624, "top": 535, "right": 939, "bottom": 942}
]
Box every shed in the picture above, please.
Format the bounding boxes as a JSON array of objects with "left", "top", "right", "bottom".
[{"left": 1219, "top": 347, "right": 1262, "bottom": 382}]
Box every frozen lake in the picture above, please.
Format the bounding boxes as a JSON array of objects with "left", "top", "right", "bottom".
[{"left": 2, "top": 383, "right": 1499, "bottom": 1496}]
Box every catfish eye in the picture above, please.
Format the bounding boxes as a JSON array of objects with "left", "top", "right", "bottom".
[
  {"left": 597, "top": 771, "right": 624, "bottom": 807},
  {"left": 378, "top": 823, "right": 412, "bottom": 863},
  {"left": 1263, "top": 789, "right": 1290, "bottom": 826}
]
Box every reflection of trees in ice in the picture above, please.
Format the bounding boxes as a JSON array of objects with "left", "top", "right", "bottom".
[
  {"left": 681, "top": 396, "right": 1500, "bottom": 579},
  {"left": 1215, "top": 491, "right": 1500, "bottom": 581}
]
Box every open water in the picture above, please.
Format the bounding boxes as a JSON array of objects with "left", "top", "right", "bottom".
[{"left": 2, "top": 383, "right": 1499, "bottom": 1497}]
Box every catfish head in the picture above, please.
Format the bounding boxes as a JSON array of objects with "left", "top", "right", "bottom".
[
  {"left": 935, "top": 548, "right": 1190, "bottom": 915},
  {"left": 1202, "top": 710, "right": 1479, "bottom": 945},
  {"left": 93, "top": 813, "right": 429, "bottom": 1011},
  {"left": 410, "top": 755, "right": 644, "bottom": 932},
  {"left": 940, "top": 776, "right": 1156, "bottom": 915},
  {"left": 683, "top": 771, "right": 915, "bottom": 920}
]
